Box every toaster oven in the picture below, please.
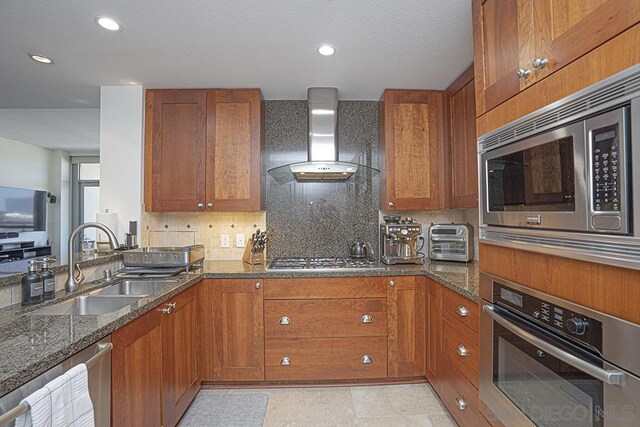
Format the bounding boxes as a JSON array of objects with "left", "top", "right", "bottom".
[{"left": 427, "top": 223, "right": 473, "bottom": 262}]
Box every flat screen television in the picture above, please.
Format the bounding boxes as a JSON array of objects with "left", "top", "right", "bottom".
[{"left": 0, "top": 186, "right": 47, "bottom": 232}]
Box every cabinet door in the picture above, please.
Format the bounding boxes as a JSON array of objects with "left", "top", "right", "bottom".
[
  {"left": 145, "top": 90, "right": 207, "bottom": 211},
  {"left": 206, "top": 89, "right": 264, "bottom": 211},
  {"left": 212, "top": 280, "right": 265, "bottom": 381},
  {"left": 447, "top": 66, "right": 479, "bottom": 209},
  {"left": 162, "top": 287, "right": 199, "bottom": 427},
  {"left": 387, "top": 276, "right": 425, "bottom": 377},
  {"left": 379, "top": 90, "right": 446, "bottom": 211},
  {"left": 472, "top": 0, "right": 534, "bottom": 115},
  {"left": 533, "top": 0, "right": 640, "bottom": 81},
  {"left": 426, "top": 279, "right": 442, "bottom": 390},
  {"left": 112, "top": 308, "right": 163, "bottom": 427}
]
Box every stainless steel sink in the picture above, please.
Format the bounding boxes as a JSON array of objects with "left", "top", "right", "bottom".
[
  {"left": 26, "top": 295, "right": 140, "bottom": 316},
  {"left": 91, "top": 280, "right": 177, "bottom": 296}
]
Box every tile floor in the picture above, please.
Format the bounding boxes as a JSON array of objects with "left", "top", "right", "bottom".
[{"left": 197, "top": 383, "right": 457, "bottom": 426}]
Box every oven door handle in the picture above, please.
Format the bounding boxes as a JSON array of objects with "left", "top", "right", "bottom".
[{"left": 483, "top": 304, "right": 625, "bottom": 385}]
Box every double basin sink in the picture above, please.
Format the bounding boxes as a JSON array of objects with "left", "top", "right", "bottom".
[{"left": 26, "top": 280, "right": 178, "bottom": 316}]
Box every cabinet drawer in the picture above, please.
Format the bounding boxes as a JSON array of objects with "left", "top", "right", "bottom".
[
  {"left": 264, "top": 277, "right": 387, "bottom": 299},
  {"left": 442, "top": 287, "right": 479, "bottom": 333},
  {"left": 441, "top": 316, "right": 479, "bottom": 387},
  {"left": 265, "top": 299, "right": 387, "bottom": 339},
  {"left": 265, "top": 337, "right": 387, "bottom": 381},
  {"left": 438, "top": 353, "right": 489, "bottom": 427}
]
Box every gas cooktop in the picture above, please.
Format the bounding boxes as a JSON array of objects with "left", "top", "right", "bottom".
[{"left": 267, "top": 257, "right": 379, "bottom": 270}]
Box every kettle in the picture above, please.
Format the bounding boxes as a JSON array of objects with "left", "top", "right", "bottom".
[{"left": 349, "top": 240, "right": 370, "bottom": 259}]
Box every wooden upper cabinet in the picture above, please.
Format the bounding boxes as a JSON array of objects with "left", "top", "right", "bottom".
[
  {"left": 206, "top": 90, "right": 264, "bottom": 211},
  {"left": 472, "top": 0, "right": 640, "bottom": 116},
  {"left": 446, "top": 66, "right": 478, "bottom": 209},
  {"left": 379, "top": 90, "right": 446, "bottom": 211},
  {"left": 145, "top": 88, "right": 264, "bottom": 212},
  {"left": 533, "top": 0, "right": 640, "bottom": 81},
  {"left": 387, "top": 276, "right": 425, "bottom": 378},
  {"left": 162, "top": 287, "right": 199, "bottom": 427},
  {"left": 212, "top": 279, "right": 265, "bottom": 381},
  {"left": 145, "top": 90, "right": 208, "bottom": 211}
]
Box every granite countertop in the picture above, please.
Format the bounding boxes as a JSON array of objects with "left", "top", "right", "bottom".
[{"left": 0, "top": 259, "right": 478, "bottom": 397}]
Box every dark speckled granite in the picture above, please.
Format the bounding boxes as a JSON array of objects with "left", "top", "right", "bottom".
[
  {"left": 265, "top": 100, "right": 379, "bottom": 260},
  {"left": 0, "top": 259, "right": 477, "bottom": 397}
]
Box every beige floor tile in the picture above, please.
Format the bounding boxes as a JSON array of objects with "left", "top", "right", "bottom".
[
  {"left": 350, "top": 384, "right": 448, "bottom": 418},
  {"left": 263, "top": 387, "right": 357, "bottom": 421}
]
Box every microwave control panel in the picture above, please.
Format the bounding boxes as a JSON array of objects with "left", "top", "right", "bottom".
[{"left": 591, "top": 124, "right": 620, "bottom": 212}]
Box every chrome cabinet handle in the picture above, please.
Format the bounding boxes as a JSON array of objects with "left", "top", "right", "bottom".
[
  {"left": 532, "top": 58, "right": 549, "bottom": 69},
  {"left": 159, "top": 307, "right": 172, "bottom": 314},
  {"left": 207, "top": 202, "right": 213, "bottom": 208},
  {"left": 280, "top": 357, "right": 291, "bottom": 366},
  {"left": 388, "top": 201, "right": 394, "bottom": 208},
  {"left": 255, "top": 282, "right": 261, "bottom": 289},
  {"left": 484, "top": 304, "right": 625, "bottom": 385},
  {"left": 456, "top": 305, "right": 468, "bottom": 317},
  {"left": 516, "top": 68, "right": 531, "bottom": 79},
  {"left": 456, "top": 344, "right": 468, "bottom": 357},
  {"left": 279, "top": 316, "right": 291, "bottom": 325},
  {"left": 166, "top": 302, "right": 177, "bottom": 309},
  {"left": 197, "top": 203, "right": 204, "bottom": 209},
  {"left": 389, "top": 280, "right": 395, "bottom": 287},
  {"left": 361, "top": 355, "right": 373, "bottom": 364},
  {"left": 455, "top": 397, "right": 466, "bottom": 411},
  {"left": 361, "top": 314, "right": 373, "bottom": 323}
]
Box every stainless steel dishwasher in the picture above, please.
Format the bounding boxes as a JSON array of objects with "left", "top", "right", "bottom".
[{"left": 0, "top": 335, "right": 111, "bottom": 426}]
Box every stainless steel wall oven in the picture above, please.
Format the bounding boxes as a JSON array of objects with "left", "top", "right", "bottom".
[{"left": 479, "top": 274, "right": 640, "bottom": 426}]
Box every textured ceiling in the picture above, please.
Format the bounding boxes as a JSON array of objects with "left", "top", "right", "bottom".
[
  {"left": 0, "top": 0, "right": 473, "bottom": 108},
  {"left": 0, "top": 109, "right": 100, "bottom": 154}
]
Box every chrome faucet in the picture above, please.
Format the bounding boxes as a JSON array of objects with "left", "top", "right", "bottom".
[{"left": 66, "top": 222, "right": 119, "bottom": 292}]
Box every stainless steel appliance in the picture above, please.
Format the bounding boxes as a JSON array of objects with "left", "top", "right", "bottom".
[
  {"left": 379, "top": 217, "right": 424, "bottom": 265},
  {"left": 349, "top": 240, "right": 371, "bottom": 259},
  {"left": 480, "top": 273, "right": 640, "bottom": 426},
  {"left": 428, "top": 223, "right": 473, "bottom": 262},
  {"left": 479, "top": 64, "right": 640, "bottom": 269},
  {"left": 267, "top": 256, "right": 378, "bottom": 270},
  {"left": 122, "top": 245, "right": 205, "bottom": 270},
  {"left": 0, "top": 336, "right": 112, "bottom": 426}
]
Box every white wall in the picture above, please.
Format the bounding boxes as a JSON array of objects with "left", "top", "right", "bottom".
[
  {"left": 0, "top": 136, "right": 53, "bottom": 249},
  {"left": 47, "top": 150, "right": 70, "bottom": 259},
  {"left": 99, "top": 86, "right": 144, "bottom": 241}
]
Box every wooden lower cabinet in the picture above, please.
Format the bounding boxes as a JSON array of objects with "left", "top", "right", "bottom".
[
  {"left": 425, "top": 278, "right": 441, "bottom": 388},
  {"left": 438, "top": 353, "right": 489, "bottom": 427},
  {"left": 112, "top": 286, "right": 199, "bottom": 427},
  {"left": 387, "top": 276, "right": 425, "bottom": 377},
  {"left": 265, "top": 337, "right": 388, "bottom": 380},
  {"left": 211, "top": 279, "right": 264, "bottom": 381},
  {"left": 112, "top": 307, "right": 164, "bottom": 427}
]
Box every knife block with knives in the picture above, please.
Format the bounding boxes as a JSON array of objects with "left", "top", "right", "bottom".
[{"left": 242, "top": 229, "right": 267, "bottom": 265}]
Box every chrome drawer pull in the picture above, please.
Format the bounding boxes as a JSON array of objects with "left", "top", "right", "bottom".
[
  {"left": 280, "top": 357, "right": 291, "bottom": 366},
  {"left": 456, "top": 305, "right": 468, "bottom": 317},
  {"left": 255, "top": 282, "right": 261, "bottom": 289},
  {"left": 389, "top": 280, "right": 395, "bottom": 287},
  {"left": 279, "top": 316, "right": 291, "bottom": 325},
  {"left": 166, "top": 302, "right": 177, "bottom": 309},
  {"left": 361, "top": 355, "right": 373, "bottom": 364},
  {"left": 159, "top": 307, "right": 171, "bottom": 314},
  {"left": 456, "top": 344, "right": 468, "bottom": 357},
  {"left": 455, "top": 397, "right": 466, "bottom": 411},
  {"left": 361, "top": 314, "right": 373, "bottom": 323}
]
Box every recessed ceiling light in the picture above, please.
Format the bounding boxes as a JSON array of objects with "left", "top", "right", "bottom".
[
  {"left": 318, "top": 45, "right": 335, "bottom": 56},
  {"left": 96, "top": 16, "right": 121, "bottom": 31},
  {"left": 29, "top": 54, "right": 53, "bottom": 64}
]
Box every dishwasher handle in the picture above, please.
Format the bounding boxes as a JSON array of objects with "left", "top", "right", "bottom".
[{"left": 483, "top": 304, "right": 625, "bottom": 385}]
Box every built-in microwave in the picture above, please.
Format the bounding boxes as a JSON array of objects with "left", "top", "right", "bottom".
[{"left": 481, "top": 106, "right": 630, "bottom": 235}]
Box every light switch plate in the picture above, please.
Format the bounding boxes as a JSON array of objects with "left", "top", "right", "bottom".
[
  {"left": 236, "top": 234, "right": 245, "bottom": 248},
  {"left": 221, "top": 234, "right": 230, "bottom": 248}
]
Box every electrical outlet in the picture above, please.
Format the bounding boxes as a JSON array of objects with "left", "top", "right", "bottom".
[
  {"left": 236, "top": 234, "right": 245, "bottom": 248},
  {"left": 221, "top": 234, "right": 230, "bottom": 248}
]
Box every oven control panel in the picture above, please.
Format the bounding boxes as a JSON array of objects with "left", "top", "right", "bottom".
[
  {"left": 494, "top": 283, "right": 602, "bottom": 350},
  {"left": 591, "top": 124, "right": 620, "bottom": 212}
]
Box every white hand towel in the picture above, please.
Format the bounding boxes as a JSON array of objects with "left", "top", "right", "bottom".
[{"left": 15, "top": 363, "right": 94, "bottom": 427}]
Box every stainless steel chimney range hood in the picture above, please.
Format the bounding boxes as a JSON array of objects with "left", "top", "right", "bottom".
[{"left": 267, "top": 88, "right": 379, "bottom": 183}]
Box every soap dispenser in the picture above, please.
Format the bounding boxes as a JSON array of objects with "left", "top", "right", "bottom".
[
  {"left": 22, "top": 260, "right": 44, "bottom": 306},
  {"left": 40, "top": 257, "right": 56, "bottom": 300}
]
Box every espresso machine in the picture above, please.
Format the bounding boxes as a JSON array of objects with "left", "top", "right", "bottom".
[{"left": 379, "top": 216, "right": 425, "bottom": 265}]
